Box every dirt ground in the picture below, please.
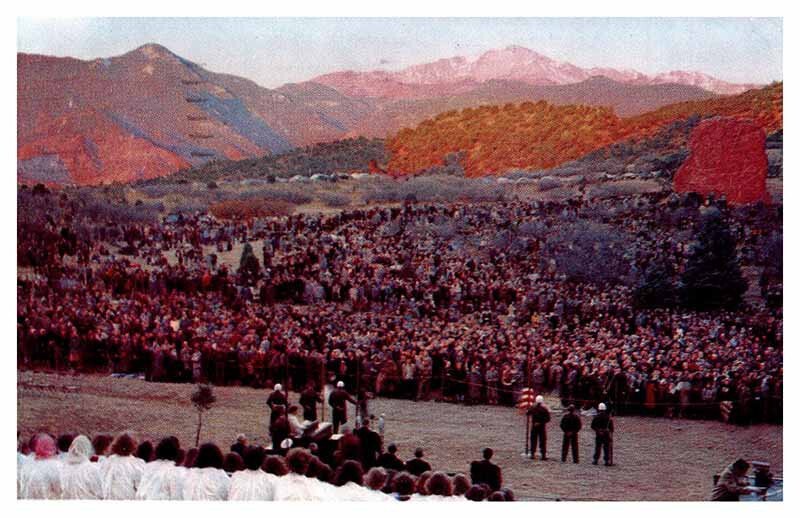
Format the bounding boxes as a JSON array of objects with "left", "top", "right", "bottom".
[{"left": 17, "top": 370, "right": 782, "bottom": 501}]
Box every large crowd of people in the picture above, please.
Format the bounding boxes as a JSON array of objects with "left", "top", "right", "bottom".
[
  {"left": 17, "top": 431, "right": 513, "bottom": 501},
  {"left": 17, "top": 188, "right": 782, "bottom": 425}
]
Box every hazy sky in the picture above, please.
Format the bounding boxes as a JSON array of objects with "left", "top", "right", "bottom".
[{"left": 17, "top": 17, "right": 782, "bottom": 88}]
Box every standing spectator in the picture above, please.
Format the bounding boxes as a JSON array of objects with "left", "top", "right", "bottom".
[
  {"left": 269, "top": 407, "right": 290, "bottom": 452},
  {"left": 328, "top": 381, "right": 356, "bottom": 434},
  {"left": 560, "top": 404, "right": 582, "bottom": 463},
  {"left": 527, "top": 395, "right": 551, "bottom": 460},
  {"left": 266, "top": 384, "right": 288, "bottom": 425},
  {"left": 591, "top": 403, "right": 615, "bottom": 466},
  {"left": 355, "top": 419, "right": 382, "bottom": 469},
  {"left": 416, "top": 357, "right": 432, "bottom": 401},
  {"left": 401, "top": 358, "right": 417, "bottom": 400},
  {"left": 299, "top": 382, "right": 321, "bottom": 421}
]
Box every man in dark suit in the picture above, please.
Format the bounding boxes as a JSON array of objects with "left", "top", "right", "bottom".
[
  {"left": 230, "top": 434, "right": 248, "bottom": 457},
  {"left": 266, "top": 383, "right": 288, "bottom": 425},
  {"left": 591, "top": 403, "right": 614, "bottom": 466},
  {"left": 299, "top": 382, "right": 321, "bottom": 421},
  {"left": 470, "top": 447, "right": 503, "bottom": 491},
  {"left": 527, "top": 395, "right": 551, "bottom": 460},
  {"left": 560, "top": 404, "right": 582, "bottom": 463},
  {"left": 354, "top": 419, "right": 382, "bottom": 469},
  {"left": 377, "top": 443, "right": 406, "bottom": 471},
  {"left": 334, "top": 426, "right": 362, "bottom": 466},
  {"left": 269, "top": 406, "right": 290, "bottom": 452},
  {"left": 405, "top": 447, "right": 432, "bottom": 476},
  {"left": 328, "top": 381, "right": 356, "bottom": 434}
]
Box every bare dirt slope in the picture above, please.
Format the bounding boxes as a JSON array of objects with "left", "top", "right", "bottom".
[{"left": 17, "top": 371, "right": 781, "bottom": 501}]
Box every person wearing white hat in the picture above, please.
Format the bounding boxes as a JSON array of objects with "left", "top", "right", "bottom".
[
  {"left": 328, "top": 381, "right": 356, "bottom": 434},
  {"left": 591, "top": 403, "right": 614, "bottom": 466},
  {"left": 526, "top": 395, "right": 551, "bottom": 460}
]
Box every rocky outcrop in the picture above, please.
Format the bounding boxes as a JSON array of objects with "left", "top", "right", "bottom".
[{"left": 673, "top": 118, "right": 770, "bottom": 205}]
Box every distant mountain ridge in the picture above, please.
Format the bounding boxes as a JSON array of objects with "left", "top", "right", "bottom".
[
  {"left": 313, "top": 45, "right": 760, "bottom": 98},
  {"left": 18, "top": 43, "right": 755, "bottom": 185}
]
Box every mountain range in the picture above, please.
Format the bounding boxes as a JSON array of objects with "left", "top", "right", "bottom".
[
  {"left": 313, "top": 45, "right": 758, "bottom": 98},
  {"left": 18, "top": 43, "right": 762, "bottom": 185}
]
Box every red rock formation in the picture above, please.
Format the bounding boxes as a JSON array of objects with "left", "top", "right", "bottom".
[{"left": 674, "top": 118, "right": 770, "bottom": 205}]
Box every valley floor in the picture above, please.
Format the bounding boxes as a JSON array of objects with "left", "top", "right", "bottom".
[{"left": 18, "top": 370, "right": 782, "bottom": 501}]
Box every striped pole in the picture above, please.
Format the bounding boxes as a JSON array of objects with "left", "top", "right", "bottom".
[{"left": 518, "top": 387, "right": 536, "bottom": 457}]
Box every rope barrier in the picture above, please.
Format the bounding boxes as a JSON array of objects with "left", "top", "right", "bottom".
[{"left": 430, "top": 373, "right": 781, "bottom": 407}]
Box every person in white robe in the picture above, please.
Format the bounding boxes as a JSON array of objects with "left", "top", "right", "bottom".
[
  {"left": 17, "top": 447, "right": 31, "bottom": 498},
  {"left": 18, "top": 434, "right": 63, "bottom": 499},
  {"left": 56, "top": 434, "right": 75, "bottom": 462},
  {"left": 99, "top": 434, "right": 146, "bottom": 500},
  {"left": 415, "top": 472, "right": 464, "bottom": 501},
  {"left": 136, "top": 436, "right": 185, "bottom": 500},
  {"left": 273, "top": 448, "right": 333, "bottom": 501},
  {"left": 357, "top": 467, "right": 394, "bottom": 502},
  {"left": 182, "top": 443, "right": 230, "bottom": 501},
  {"left": 336, "top": 480, "right": 393, "bottom": 501},
  {"left": 330, "top": 459, "right": 392, "bottom": 501},
  {"left": 60, "top": 435, "right": 103, "bottom": 499},
  {"left": 228, "top": 446, "right": 275, "bottom": 501}
]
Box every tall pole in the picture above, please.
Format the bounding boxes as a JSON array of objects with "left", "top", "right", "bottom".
[
  {"left": 355, "top": 355, "right": 361, "bottom": 426},
  {"left": 321, "top": 363, "right": 326, "bottom": 422},
  {"left": 525, "top": 411, "right": 530, "bottom": 457}
]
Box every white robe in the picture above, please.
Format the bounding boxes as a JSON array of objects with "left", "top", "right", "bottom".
[
  {"left": 409, "top": 493, "right": 466, "bottom": 502},
  {"left": 136, "top": 459, "right": 186, "bottom": 500},
  {"left": 60, "top": 458, "right": 103, "bottom": 499},
  {"left": 182, "top": 467, "right": 231, "bottom": 501},
  {"left": 18, "top": 458, "right": 63, "bottom": 499},
  {"left": 17, "top": 453, "right": 30, "bottom": 497},
  {"left": 228, "top": 469, "right": 276, "bottom": 501},
  {"left": 99, "top": 455, "right": 145, "bottom": 500},
  {"left": 273, "top": 473, "right": 333, "bottom": 501},
  {"left": 336, "top": 481, "right": 393, "bottom": 501}
]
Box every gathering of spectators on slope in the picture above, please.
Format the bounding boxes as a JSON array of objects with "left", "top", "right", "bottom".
[{"left": 17, "top": 188, "right": 782, "bottom": 425}]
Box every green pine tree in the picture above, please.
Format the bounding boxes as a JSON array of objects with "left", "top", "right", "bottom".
[
  {"left": 680, "top": 212, "right": 747, "bottom": 310},
  {"left": 633, "top": 259, "right": 678, "bottom": 309}
]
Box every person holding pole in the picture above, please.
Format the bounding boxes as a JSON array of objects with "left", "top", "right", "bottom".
[{"left": 527, "top": 395, "right": 551, "bottom": 460}]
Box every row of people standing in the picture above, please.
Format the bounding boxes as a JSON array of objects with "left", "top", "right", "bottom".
[{"left": 527, "top": 397, "right": 615, "bottom": 466}]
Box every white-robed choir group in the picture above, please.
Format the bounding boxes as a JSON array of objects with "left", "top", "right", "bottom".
[{"left": 18, "top": 433, "right": 471, "bottom": 501}]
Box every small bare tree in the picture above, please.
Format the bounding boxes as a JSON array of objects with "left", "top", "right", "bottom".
[{"left": 191, "top": 384, "right": 216, "bottom": 447}]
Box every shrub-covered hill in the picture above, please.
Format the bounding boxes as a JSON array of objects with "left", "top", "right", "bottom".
[
  {"left": 386, "top": 82, "right": 782, "bottom": 177},
  {"left": 139, "top": 136, "right": 387, "bottom": 185}
]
